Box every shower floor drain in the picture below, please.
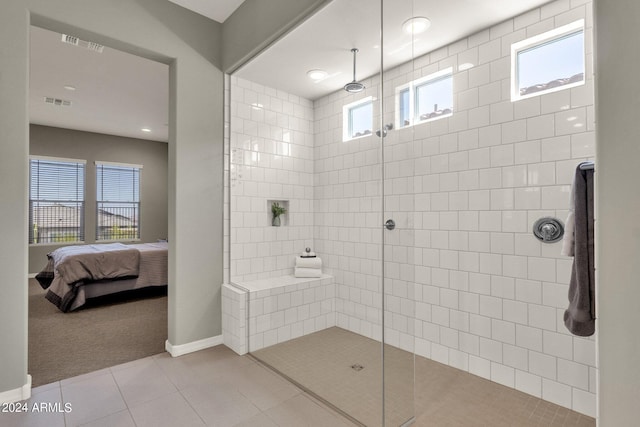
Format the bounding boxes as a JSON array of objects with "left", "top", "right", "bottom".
[{"left": 351, "top": 364, "right": 364, "bottom": 371}]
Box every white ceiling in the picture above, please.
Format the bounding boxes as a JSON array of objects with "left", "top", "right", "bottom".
[
  {"left": 236, "top": 0, "right": 553, "bottom": 100},
  {"left": 30, "top": 26, "right": 169, "bottom": 142},
  {"left": 29, "top": 1, "right": 246, "bottom": 142},
  {"left": 29, "top": 0, "right": 553, "bottom": 141},
  {"left": 167, "top": 0, "right": 246, "bottom": 23}
]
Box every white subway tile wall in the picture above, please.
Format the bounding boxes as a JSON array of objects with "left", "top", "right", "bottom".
[
  {"left": 222, "top": 283, "right": 247, "bottom": 355},
  {"left": 245, "top": 276, "right": 335, "bottom": 352},
  {"left": 224, "top": 74, "right": 231, "bottom": 285},
  {"left": 226, "top": 0, "right": 596, "bottom": 418},
  {"left": 222, "top": 276, "right": 335, "bottom": 354},
  {"left": 230, "top": 77, "right": 315, "bottom": 281},
  {"left": 315, "top": 0, "right": 595, "bottom": 417}
]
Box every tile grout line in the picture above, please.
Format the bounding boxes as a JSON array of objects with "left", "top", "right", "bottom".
[
  {"left": 107, "top": 368, "right": 138, "bottom": 427},
  {"left": 213, "top": 370, "right": 265, "bottom": 425},
  {"left": 58, "top": 380, "right": 70, "bottom": 427},
  {"left": 247, "top": 352, "right": 366, "bottom": 426},
  {"left": 162, "top": 353, "right": 226, "bottom": 427},
  {"left": 175, "top": 387, "right": 209, "bottom": 427}
]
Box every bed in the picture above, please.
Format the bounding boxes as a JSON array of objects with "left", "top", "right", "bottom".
[{"left": 35, "top": 242, "right": 168, "bottom": 312}]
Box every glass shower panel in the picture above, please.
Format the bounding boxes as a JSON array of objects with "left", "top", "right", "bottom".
[
  {"left": 381, "top": 0, "right": 417, "bottom": 425},
  {"left": 227, "top": 0, "right": 395, "bottom": 425}
]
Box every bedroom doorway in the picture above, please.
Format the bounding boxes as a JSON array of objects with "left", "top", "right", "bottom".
[{"left": 28, "top": 24, "right": 170, "bottom": 387}]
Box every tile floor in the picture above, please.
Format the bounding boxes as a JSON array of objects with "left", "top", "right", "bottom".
[
  {"left": 2, "top": 345, "right": 355, "bottom": 427},
  {"left": 1, "top": 336, "right": 596, "bottom": 427},
  {"left": 252, "top": 327, "right": 596, "bottom": 427},
  {"left": 252, "top": 327, "right": 413, "bottom": 427}
]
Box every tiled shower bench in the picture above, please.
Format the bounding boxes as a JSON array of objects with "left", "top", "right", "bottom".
[{"left": 222, "top": 274, "right": 335, "bottom": 355}]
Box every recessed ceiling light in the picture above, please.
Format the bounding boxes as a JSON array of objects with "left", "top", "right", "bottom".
[
  {"left": 459, "top": 63, "right": 474, "bottom": 71},
  {"left": 402, "top": 17, "right": 431, "bottom": 35},
  {"left": 141, "top": 128, "right": 151, "bottom": 132},
  {"left": 307, "top": 69, "right": 328, "bottom": 81},
  {"left": 63, "top": 85, "right": 76, "bottom": 91}
]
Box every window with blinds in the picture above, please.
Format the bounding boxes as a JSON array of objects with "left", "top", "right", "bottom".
[
  {"left": 96, "top": 161, "right": 141, "bottom": 241},
  {"left": 29, "top": 157, "right": 86, "bottom": 244}
]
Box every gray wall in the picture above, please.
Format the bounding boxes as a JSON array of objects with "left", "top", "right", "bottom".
[
  {"left": 0, "top": 0, "right": 324, "bottom": 399},
  {"left": 0, "top": 0, "right": 30, "bottom": 400},
  {"left": 29, "top": 125, "right": 169, "bottom": 274},
  {"left": 594, "top": 0, "right": 640, "bottom": 424},
  {"left": 222, "top": 0, "right": 331, "bottom": 72},
  {"left": 0, "top": 0, "right": 223, "bottom": 397}
]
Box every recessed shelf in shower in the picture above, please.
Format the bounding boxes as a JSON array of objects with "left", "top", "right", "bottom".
[{"left": 268, "top": 199, "right": 289, "bottom": 226}]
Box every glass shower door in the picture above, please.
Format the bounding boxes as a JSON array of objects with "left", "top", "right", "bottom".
[
  {"left": 380, "top": 0, "right": 417, "bottom": 425},
  {"left": 227, "top": 0, "right": 419, "bottom": 425}
]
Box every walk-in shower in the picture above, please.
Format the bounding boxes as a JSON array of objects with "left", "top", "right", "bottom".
[{"left": 224, "top": 0, "right": 598, "bottom": 425}]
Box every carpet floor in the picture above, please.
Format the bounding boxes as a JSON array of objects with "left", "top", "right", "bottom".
[{"left": 28, "top": 278, "right": 167, "bottom": 387}]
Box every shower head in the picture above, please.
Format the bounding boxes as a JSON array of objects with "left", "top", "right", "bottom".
[
  {"left": 344, "top": 81, "right": 365, "bottom": 93},
  {"left": 344, "top": 48, "right": 365, "bottom": 93}
]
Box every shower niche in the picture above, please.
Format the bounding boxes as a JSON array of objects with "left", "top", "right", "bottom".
[{"left": 267, "top": 199, "right": 288, "bottom": 227}]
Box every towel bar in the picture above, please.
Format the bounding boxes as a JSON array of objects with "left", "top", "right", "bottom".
[{"left": 579, "top": 161, "right": 594, "bottom": 170}]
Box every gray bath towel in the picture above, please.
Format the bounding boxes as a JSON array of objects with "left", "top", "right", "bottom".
[{"left": 564, "top": 164, "right": 595, "bottom": 336}]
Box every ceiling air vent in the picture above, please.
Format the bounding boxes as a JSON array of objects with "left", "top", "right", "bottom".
[
  {"left": 44, "top": 97, "right": 72, "bottom": 107},
  {"left": 86, "top": 42, "right": 104, "bottom": 53},
  {"left": 61, "top": 34, "right": 79, "bottom": 46},
  {"left": 60, "top": 34, "right": 104, "bottom": 53}
]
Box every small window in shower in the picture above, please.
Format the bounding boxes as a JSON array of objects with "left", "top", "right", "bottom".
[
  {"left": 397, "top": 86, "right": 411, "bottom": 128},
  {"left": 395, "top": 68, "right": 453, "bottom": 129},
  {"left": 511, "top": 19, "right": 585, "bottom": 101},
  {"left": 415, "top": 71, "right": 453, "bottom": 123},
  {"left": 343, "top": 96, "right": 373, "bottom": 141}
]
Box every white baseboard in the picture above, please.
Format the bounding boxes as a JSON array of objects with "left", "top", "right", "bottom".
[
  {"left": 0, "top": 375, "right": 31, "bottom": 403},
  {"left": 165, "top": 335, "right": 223, "bottom": 357}
]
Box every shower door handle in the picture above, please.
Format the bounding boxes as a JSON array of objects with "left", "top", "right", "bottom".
[{"left": 384, "top": 219, "right": 395, "bottom": 230}]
